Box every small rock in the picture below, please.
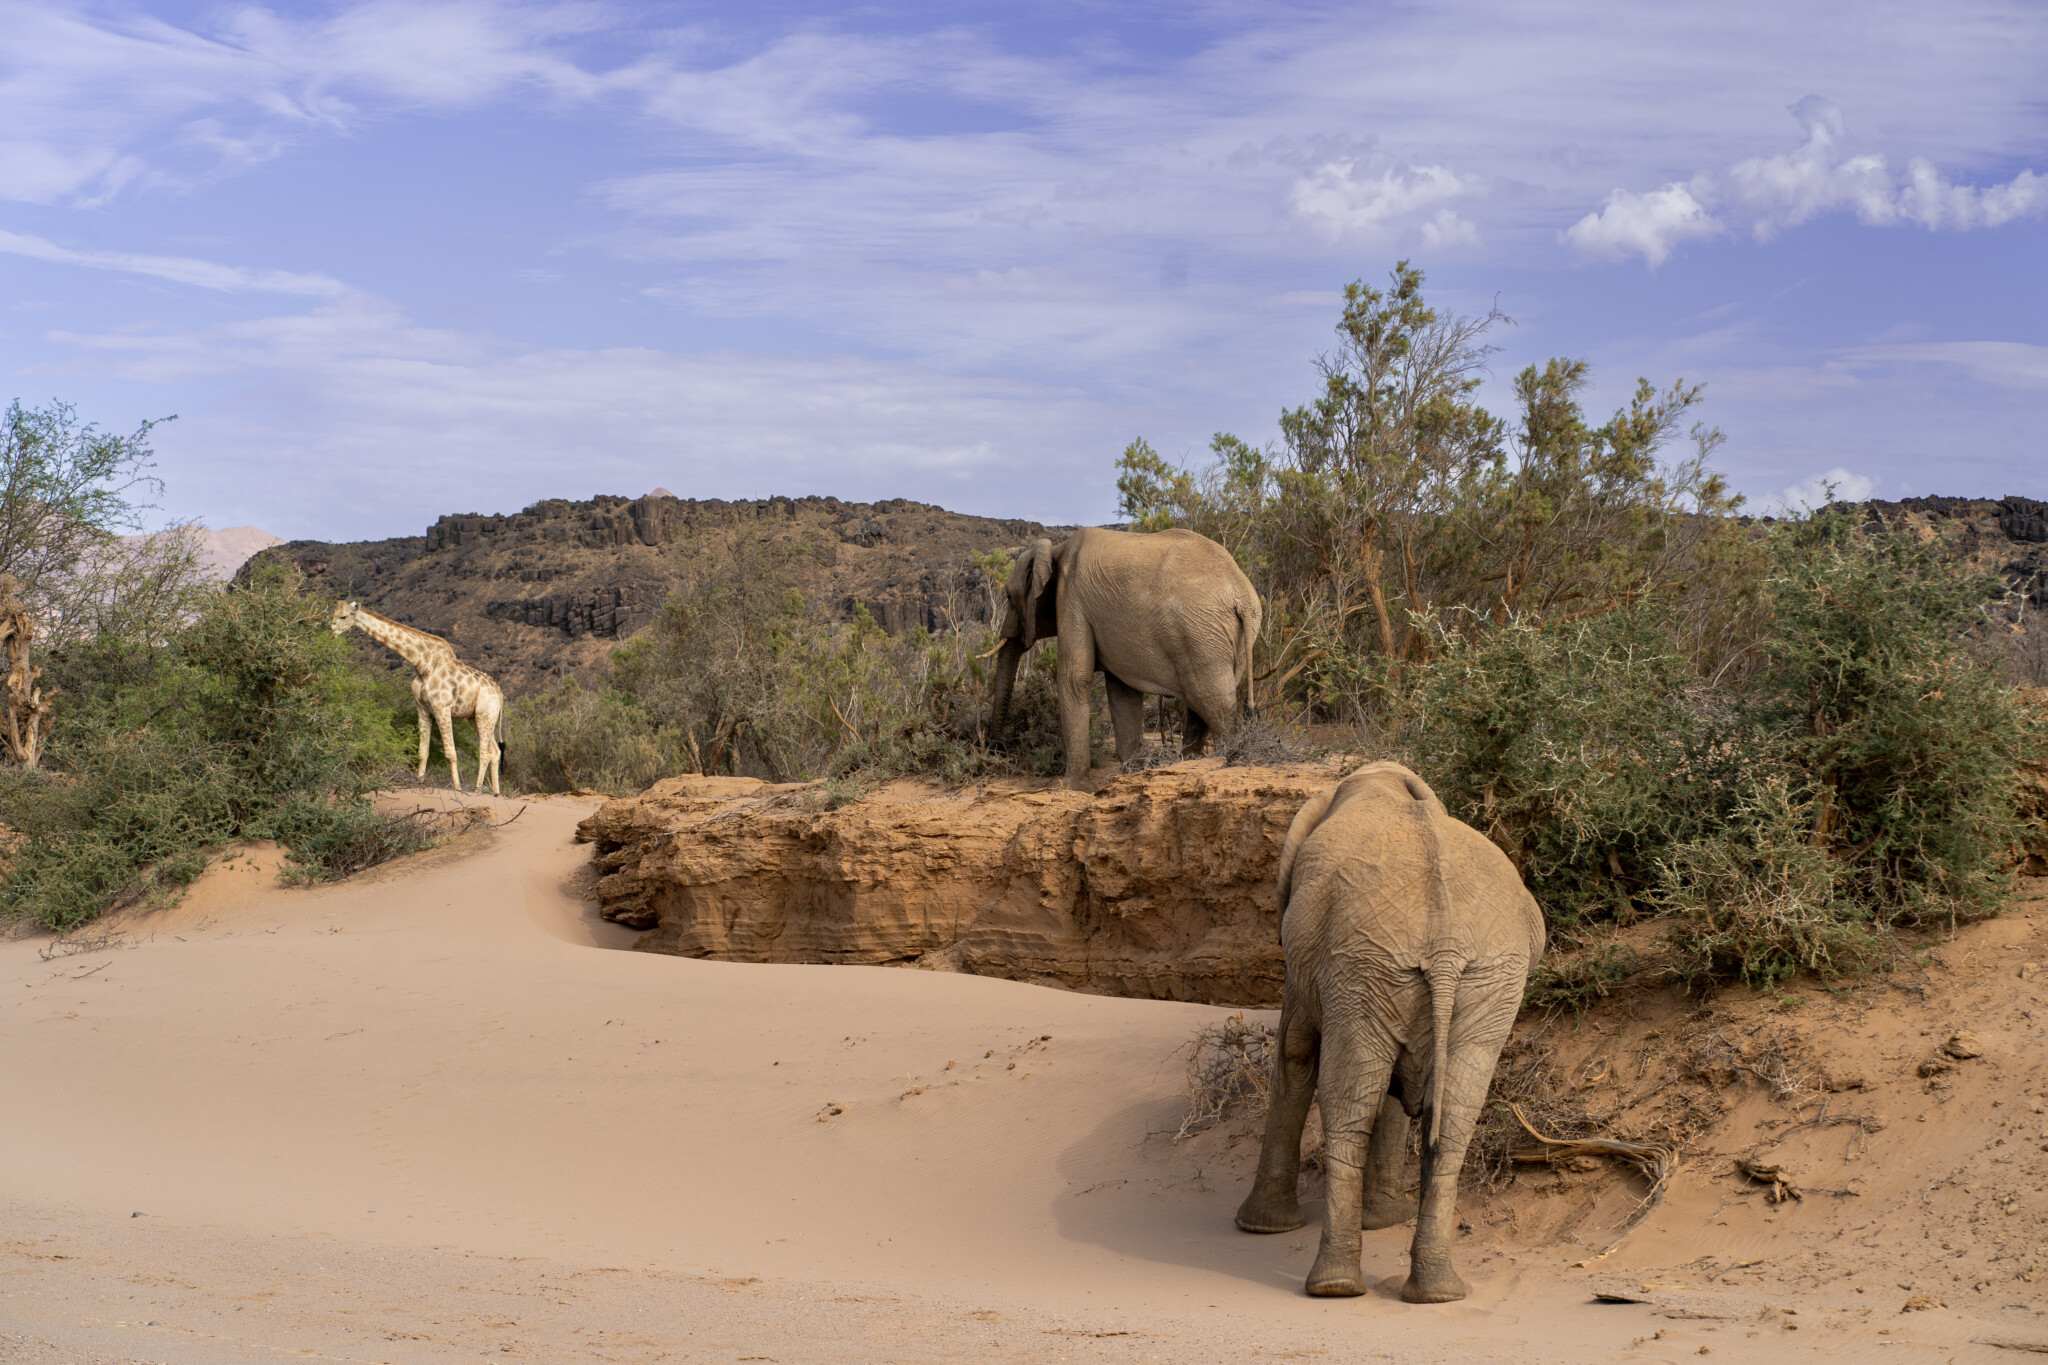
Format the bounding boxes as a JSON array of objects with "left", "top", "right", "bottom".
[
  {"left": 1900, "top": 1294, "right": 1945, "bottom": 1312},
  {"left": 1918, "top": 1059, "right": 1953, "bottom": 1078},
  {"left": 2021, "top": 962, "right": 2041, "bottom": 980},
  {"left": 1823, "top": 1074, "right": 1866, "bottom": 1092},
  {"left": 1942, "top": 1031, "right": 1984, "bottom": 1060}
]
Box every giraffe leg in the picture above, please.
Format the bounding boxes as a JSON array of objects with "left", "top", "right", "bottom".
[
  {"left": 436, "top": 708, "right": 462, "bottom": 791},
  {"left": 474, "top": 712, "right": 500, "bottom": 797},
  {"left": 416, "top": 704, "right": 432, "bottom": 779}
]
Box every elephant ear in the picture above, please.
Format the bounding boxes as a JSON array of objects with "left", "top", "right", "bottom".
[
  {"left": 1018, "top": 537, "right": 1055, "bottom": 649},
  {"left": 1274, "top": 782, "right": 1339, "bottom": 940}
]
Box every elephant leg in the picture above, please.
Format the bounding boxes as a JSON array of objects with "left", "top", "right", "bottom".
[
  {"left": 1235, "top": 995, "right": 1318, "bottom": 1234},
  {"left": 1306, "top": 1019, "right": 1397, "bottom": 1298},
  {"left": 1056, "top": 625, "right": 1097, "bottom": 789},
  {"left": 1402, "top": 979, "right": 1519, "bottom": 1304},
  {"left": 1182, "top": 670, "right": 1242, "bottom": 756},
  {"left": 1361, "top": 1093, "right": 1417, "bottom": 1229},
  {"left": 1182, "top": 706, "right": 1211, "bottom": 756},
  {"left": 1104, "top": 672, "right": 1145, "bottom": 761}
]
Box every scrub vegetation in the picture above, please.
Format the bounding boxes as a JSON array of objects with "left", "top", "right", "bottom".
[
  {"left": 1115, "top": 263, "right": 2040, "bottom": 991},
  {"left": 9, "top": 262, "right": 2041, "bottom": 976},
  {"left": 512, "top": 265, "right": 2040, "bottom": 990},
  {"left": 0, "top": 400, "right": 434, "bottom": 930}
]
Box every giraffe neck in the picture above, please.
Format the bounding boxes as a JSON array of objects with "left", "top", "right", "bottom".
[{"left": 352, "top": 611, "right": 452, "bottom": 676}]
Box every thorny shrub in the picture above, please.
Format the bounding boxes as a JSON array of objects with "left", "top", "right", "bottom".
[
  {"left": 0, "top": 564, "right": 434, "bottom": 930},
  {"left": 506, "top": 537, "right": 1105, "bottom": 796}
]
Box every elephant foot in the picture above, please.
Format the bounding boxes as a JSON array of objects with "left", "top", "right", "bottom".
[
  {"left": 1305, "top": 1252, "right": 1366, "bottom": 1298},
  {"left": 1400, "top": 1259, "right": 1469, "bottom": 1304},
  {"left": 1233, "top": 1189, "right": 1306, "bottom": 1234},
  {"left": 1360, "top": 1192, "right": 1418, "bottom": 1230}
]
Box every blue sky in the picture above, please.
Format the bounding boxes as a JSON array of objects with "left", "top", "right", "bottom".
[{"left": 3, "top": 1, "right": 2044, "bottom": 541}]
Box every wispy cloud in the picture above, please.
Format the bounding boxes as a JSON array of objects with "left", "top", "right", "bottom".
[
  {"left": 0, "top": 0, "right": 621, "bottom": 204},
  {"left": 6, "top": 1, "right": 2048, "bottom": 535},
  {"left": 38, "top": 294, "right": 1152, "bottom": 538},
  {"left": 0, "top": 230, "right": 345, "bottom": 295},
  {"left": 1567, "top": 96, "right": 2048, "bottom": 265},
  {"left": 1841, "top": 340, "right": 2048, "bottom": 391}
]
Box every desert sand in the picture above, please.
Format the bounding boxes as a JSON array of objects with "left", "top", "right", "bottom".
[{"left": 4, "top": 790, "right": 2045, "bottom": 1363}]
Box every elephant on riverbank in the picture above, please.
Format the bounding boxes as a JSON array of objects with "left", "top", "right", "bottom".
[
  {"left": 1234, "top": 762, "right": 1544, "bottom": 1303},
  {"left": 988, "top": 527, "right": 1260, "bottom": 789}
]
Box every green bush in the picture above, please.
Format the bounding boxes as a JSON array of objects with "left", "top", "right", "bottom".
[
  {"left": 0, "top": 564, "right": 427, "bottom": 930},
  {"left": 505, "top": 531, "right": 1107, "bottom": 796},
  {"left": 1399, "top": 603, "right": 1735, "bottom": 935},
  {"left": 1751, "top": 512, "right": 2032, "bottom": 924},
  {"left": 505, "top": 677, "right": 681, "bottom": 794},
  {"left": 1654, "top": 774, "right": 1882, "bottom": 988}
]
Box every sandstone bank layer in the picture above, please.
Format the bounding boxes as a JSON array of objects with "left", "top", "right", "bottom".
[{"left": 574, "top": 761, "right": 1340, "bottom": 1007}]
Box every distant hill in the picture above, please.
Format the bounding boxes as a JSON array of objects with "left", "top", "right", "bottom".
[
  {"left": 250, "top": 493, "right": 1064, "bottom": 695},
  {"left": 193, "top": 526, "right": 283, "bottom": 579},
  {"left": 248, "top": 491, "right": 2048, "bottom": 697},
  {"left": 118, "top": 525, "right": 282, "bottom": 580}
]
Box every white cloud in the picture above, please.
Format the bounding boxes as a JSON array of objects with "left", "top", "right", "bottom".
[
  {"left": 1288, "top": 155, "right": 1478, "bottom": 243},
  {"left": 1569, "top": 95, "right": 2048, "bottom": 264},
  {"left": 1776, "top": 466, "right": 1876, "bottom": 513},
  {"left": 1564, "top": 183, "right": 1720, "bottom": 266},
  {"left": 0, "top": 229, "right": 345, "bottom": 295}
]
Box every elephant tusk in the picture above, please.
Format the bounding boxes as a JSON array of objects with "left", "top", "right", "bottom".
[{"left": 974, "top": 638, "right": 1009, "bottom": 660}]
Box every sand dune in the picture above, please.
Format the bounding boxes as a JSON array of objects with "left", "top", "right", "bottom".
[{"left": 3, "top": 791, "right": 2044, "bottom": 1362}]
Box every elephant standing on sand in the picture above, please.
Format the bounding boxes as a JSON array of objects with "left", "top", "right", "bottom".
[
  {"left": 989, "top": 527, "right": 1261, "bottom": 789},
  {"left": 1235, "top": 762, "right": 1544, "bottom": 1303}
]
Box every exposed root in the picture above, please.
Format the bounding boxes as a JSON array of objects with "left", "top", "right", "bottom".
[{"left": 1509, "top": 1103, "right": 1675, "bottom": 1244}]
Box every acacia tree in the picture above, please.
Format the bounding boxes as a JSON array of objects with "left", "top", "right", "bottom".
[
  {"left": 0, "top": 400, "right": 218, "bottom": 756},
  {"left": 1, "top": 401, "right": 167, "bottom": 592},
  {"left": 1116, "top": 263, "right": 1748, "bottom": 718}
]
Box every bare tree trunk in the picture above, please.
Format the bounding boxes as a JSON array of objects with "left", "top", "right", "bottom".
[
  {"left": 0, "top": 575, "right": 51, "bottom": 769},
  {"left": 1360, "top": 540, "right": 1397, "bottom": 658}
]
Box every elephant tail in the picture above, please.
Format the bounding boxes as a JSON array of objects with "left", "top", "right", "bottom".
[
  {"left": 1233, "top": 595, "right": 1258, "bottom": 716},
  {"left": 1424, "top": 954, "right": 1462, "bottom": 1152}
]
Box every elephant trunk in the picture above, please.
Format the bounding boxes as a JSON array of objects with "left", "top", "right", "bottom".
[{"left": 990, "top": 637, "right": 1024, "bottom": 729}]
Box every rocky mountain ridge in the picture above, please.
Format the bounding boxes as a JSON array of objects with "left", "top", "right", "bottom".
[
  {"left": 251, "top": 490, "right": 2048, "bottom": 696},
  {"left": 252, "top": 492, "right": 1065, "bottom": 694}
]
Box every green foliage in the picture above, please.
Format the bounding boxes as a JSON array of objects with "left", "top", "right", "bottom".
[
  {"left": 1393, "top": 509, "right": 2035, "bottom": 987},
  {"left": 1654, "top": 775, "right": 1882, "bottom": 988},
  {"left": 1120, "top": 264, "right": 1745, "bottom": 727},
  {"left": 1753, "top": 511, "right": 2031, "bottom": 922},
  {"left": 506, "top": 677, "right": 683, "bottom": 794},
  {"left": 1400, "top": 604, "right": 1732, "bottom": 930},
  {"left": 0, "top": 397, "right": 196, "bottom": 648},
  {"left": 1523, "top": 942, "right": 1643, "bottom": 1012},
  {"left": 505, "top": 536, "right": 1080, "bottom": 796},
  {"left": 0, "top": 565, "right": 426, "bottom": 930},
  {"left": 1107, "top": 264, "right": 2038, "bottom": 989}
]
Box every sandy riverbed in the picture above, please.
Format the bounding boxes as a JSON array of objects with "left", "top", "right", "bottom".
[{"left": 4, "top": 789, "right": 2044, "bottom": 1363}]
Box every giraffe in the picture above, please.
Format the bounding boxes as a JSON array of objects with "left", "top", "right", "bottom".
[{"left": 330, "top": 601, "right": 504, "bottom": 795}]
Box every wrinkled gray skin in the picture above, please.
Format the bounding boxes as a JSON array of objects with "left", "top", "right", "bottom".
[
  {"left": 989, "top": 527, "right": 1260, "bottom": 789},
  {"left": 1235, "top": 762, "right": 1544, "bottom": 1303}
]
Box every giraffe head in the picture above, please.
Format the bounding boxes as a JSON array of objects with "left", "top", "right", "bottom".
[{"left": 330, "top": 600, "right": 362, "bottom": 635}]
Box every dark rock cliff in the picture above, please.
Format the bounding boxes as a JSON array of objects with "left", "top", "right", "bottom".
[{"left": 252, "top": 492, "right": 1063, "bottom": 694}]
